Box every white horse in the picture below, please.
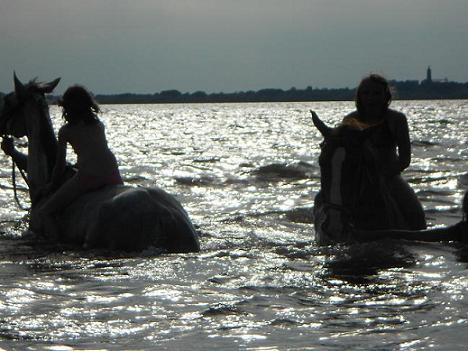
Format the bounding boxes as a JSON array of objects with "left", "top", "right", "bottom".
[{"left": 0, "top": 75, "right": 200, "bottom": 252}]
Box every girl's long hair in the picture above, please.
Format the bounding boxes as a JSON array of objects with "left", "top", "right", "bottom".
[{"left": 59, "top": 85, "right": 100, "bottom": 124}]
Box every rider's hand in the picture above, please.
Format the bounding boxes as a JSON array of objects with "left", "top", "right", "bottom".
[
  {"left": 38, "top": 183, "right": 55, "bottom": 198},
  {"left": 1, "top": 137, "right": 15, "bottom": 156}
]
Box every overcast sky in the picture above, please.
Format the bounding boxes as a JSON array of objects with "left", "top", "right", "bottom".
[{"left": 1, "top": 0, "right": 467, "bottom": 94}]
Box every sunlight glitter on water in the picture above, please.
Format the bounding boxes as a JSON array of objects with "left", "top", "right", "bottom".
[{"left": 0, "top": 101, "right": 467, "bottom": 349}]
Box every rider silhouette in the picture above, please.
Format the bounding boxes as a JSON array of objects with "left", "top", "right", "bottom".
[
  {"left": 37, "top": 85, "right": 123, "bottom": 239},
  {"left": 341, "top": 74, "right": 426, "bottom": 230}
]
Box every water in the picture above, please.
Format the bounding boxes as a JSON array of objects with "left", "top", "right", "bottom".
[{"left": 0, "top": 100, "right": 467, "bottom": 350}]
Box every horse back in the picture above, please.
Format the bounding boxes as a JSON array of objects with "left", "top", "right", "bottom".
[{"left": 57, "top": 185, "right": 200, "bottom": 252}]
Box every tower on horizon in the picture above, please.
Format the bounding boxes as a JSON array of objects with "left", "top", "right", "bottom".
[{"left": 426, "top": 66, "right": 432, "bottom": 83}]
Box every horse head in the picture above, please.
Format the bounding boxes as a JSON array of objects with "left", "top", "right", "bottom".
[
  {"left": 312, "top": 114, "right": 403, "bottom": 244},
  {"left": 1, "top": 74, "right": 60, "bottom": 137},
  {"left": 0, "top": 73, "right": 61, "bottom": 203}
]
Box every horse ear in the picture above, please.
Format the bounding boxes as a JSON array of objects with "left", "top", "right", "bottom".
[
  {"left": 310, "top": 110, "right": 332, "bottom": 137},
  {"left": 14, "top": 72, "right": 28, "bottom": 99},
  {"left": 38, "top": 78, "right": 61, "bottom": 94}
]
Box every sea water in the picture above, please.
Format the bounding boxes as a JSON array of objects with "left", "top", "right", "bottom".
[{"left": 0, "top": 100, "right": 467, "bottom": 350}]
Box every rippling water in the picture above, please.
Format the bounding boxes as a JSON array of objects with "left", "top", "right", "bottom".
[{"left": 0, "top": 101, "right": 467, "bottom": 350}]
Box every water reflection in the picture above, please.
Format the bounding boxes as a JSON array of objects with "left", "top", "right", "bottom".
[{"left": 0, "top": 101, "right": 467, "bottom": 349}]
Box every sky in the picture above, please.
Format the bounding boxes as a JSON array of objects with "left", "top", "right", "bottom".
[{"left": 1, "top": 0, "right": 467, "bottom": 94}]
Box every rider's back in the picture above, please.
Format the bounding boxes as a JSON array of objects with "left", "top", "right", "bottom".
[{"left": 60, "top": 120, "right": 119, "bottom": 178}]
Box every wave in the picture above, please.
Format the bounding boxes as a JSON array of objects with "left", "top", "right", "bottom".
[
  {"left": 220, "top": 206, "right": 314, "bottom": 226},
  {"left": 193, "top": 157, "right": 221, "bottom": 163},
  {"left": 174, "top": 175, "right": 219, "bottom": 186},
  {"left": 431, "top": 157, "right": 465, "bottom": 163},
  {"left": 285, "top": 207, "right": 315, "bottom": 223},
  {"left": 418, "top": 189, "right": 457, "bottom": 198},
  {"left": 323, "top": 241, "right": 417, "bottom": 276},
  {"left": 458, "top": 172, "right": 468, "bottom": 185},
  {"left": 427, "top": 118, "right": 452, "bottom": 125},
  {"left": 201, "top": 303, "right": 246, "bottom": 317},
  {"left": 412, "top": 140, "right": 439, "bottom": 147},
  {"left": 175, "top": 160, "right": 318, "bottom": 187},
  {"left": 251, "top": 161, "right": 318, "bottom": 180}
]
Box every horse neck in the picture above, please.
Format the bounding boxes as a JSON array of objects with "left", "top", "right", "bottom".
[{"left": 23, "top": 98, "right": 57, "bottom": 202}]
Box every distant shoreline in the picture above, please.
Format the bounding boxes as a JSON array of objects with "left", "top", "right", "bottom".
[
  {"left": 4, "top": 79, "right": 468, "bottom": 105},
  {"left": 92, "top": 96, "right": 468, "bottom": 105},
  {"left": 90, "top": 80, "right": 468, "bottom": 104}
]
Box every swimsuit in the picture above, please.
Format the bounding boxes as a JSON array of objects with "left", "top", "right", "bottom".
[{"left": 76, "top": 169, "right": 123, "bottom": 190}]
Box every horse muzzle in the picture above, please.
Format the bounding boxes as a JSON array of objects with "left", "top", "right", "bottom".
[{"left": 0, "top": 117, "right": 26, "bottom": 138}]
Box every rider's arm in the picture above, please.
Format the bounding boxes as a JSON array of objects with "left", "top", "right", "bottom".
[
  {"left": 49, "top": 126, "right": 68, "bottom": 189},
  {"left": 1, "top": 137, "right": 28, "bottom": 171},
  {"left": 391, "top": 112, "right": 411, "bottom": 172}
]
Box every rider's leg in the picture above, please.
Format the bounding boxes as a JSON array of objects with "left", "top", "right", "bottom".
[
  {"left": 39, "top": 176, "right": 85, "bottom": 239},
  {"left": 387, "top": 175, "right": 427, "bottom": 230}
]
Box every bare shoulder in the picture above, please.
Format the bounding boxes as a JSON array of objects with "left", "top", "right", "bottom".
[
  {"left": 386, "top": 109, "right": 407, "bottom": 123},
  {"left": 343, "top": 110, "right": 359, "bottom": 121},
  {"left": 386, "top": 109, "right": 408, "bottom": 130},
  {"left": 345, "top": 110, "right": 359, "bottom": 118},
  {"left": 58, "top": 123, "right": 71, "bottom": 139}
]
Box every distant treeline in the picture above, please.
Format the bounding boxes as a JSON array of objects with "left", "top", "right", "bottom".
[
  {"left": 94, "top": 86, "right": 356, "bottom": 104},
  {"left": 92, "top": 80, "right": 468, "bottom": 104},
  {"left": 3, "top": 80, "right": 468, "bottom": 105}
]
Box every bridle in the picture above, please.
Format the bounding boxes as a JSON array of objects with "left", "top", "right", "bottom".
[
  {"left": 319, "top": 133, "right": 379, "bottom": 233},
  {"left": 0, "top": 94, "right": 31, "bottom": 210}
]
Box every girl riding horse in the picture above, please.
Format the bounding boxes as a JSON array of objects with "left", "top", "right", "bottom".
[
  {"left": 0, "top": 75, "right": 199, "bottom": 252},
  {"left": 341, "top": 74, "right": 426, "bottom": 230},
  {"left": 38, "top": 85, "right": 123, "bottom": 239}
]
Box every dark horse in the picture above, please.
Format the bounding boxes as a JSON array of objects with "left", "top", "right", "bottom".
[
  {"left": 311, "top": 111, "right": 408, "bottom": 244},
  {"left": 0, "top": 74, "right": 200, "bottom": 252}
]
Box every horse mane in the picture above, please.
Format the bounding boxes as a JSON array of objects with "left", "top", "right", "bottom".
[{"left": 24, "top": 80, "right": 58, "bottom": 176}]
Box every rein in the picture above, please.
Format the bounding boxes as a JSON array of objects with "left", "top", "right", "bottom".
[
  {"left": 321, "top": 200, "right": 354, "bottom": 224},
  {"left": 11, "top": 157, "right": 31, "bottom": 211},
  {"left": 1, "top": 135, "right": 31, "bottom": 210}
]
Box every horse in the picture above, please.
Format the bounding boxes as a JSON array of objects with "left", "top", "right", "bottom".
[
  {"left": 0, "top": 74, "right": 200, "bottom": 253},
  {"left": 311, "top": 112, "right": 408, "bottom": 245}
]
